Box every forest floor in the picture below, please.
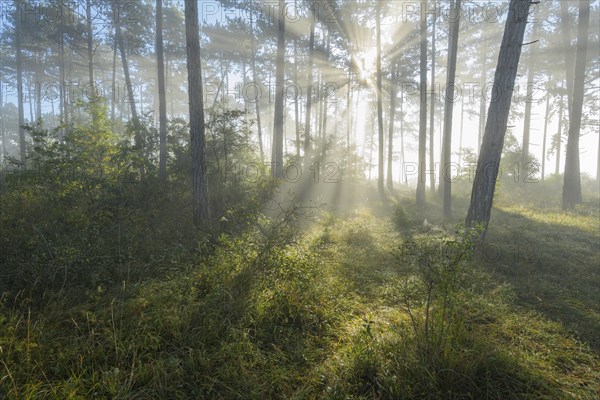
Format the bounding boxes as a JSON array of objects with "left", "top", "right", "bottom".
[{"left": 1, "top": 194, "right": 599, "bottom": 399}]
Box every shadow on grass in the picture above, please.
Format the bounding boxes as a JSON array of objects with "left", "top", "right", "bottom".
[{"left": 483, "top": 207, "right": 600, "bottom": 351}]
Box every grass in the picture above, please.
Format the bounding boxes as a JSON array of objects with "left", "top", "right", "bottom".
[{"left": 1, "top": 200, "right": 599, "bottom": 399}]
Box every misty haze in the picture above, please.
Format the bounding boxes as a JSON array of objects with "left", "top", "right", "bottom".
[{"left": 0, "top": 0, "right": 599, "bottom": 398}]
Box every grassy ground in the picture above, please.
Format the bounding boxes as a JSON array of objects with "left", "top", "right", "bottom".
[{"left": 1, "top": 198, "right": 599, "bottom": 399}]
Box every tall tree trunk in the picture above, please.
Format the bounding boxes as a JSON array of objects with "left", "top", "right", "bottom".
[
  {"left": 560, "top": 1, "right": 574, "bottom": 118},
  {"left": 294, "top": 38, "right": 300, "bottom": 158},
  {"left": 114, "top": 2, "right": 138, "bottom": 121},
  {"left": 0, "top": 75, "right": 5, "bottom": 161},
  {"left": 304, "top": 20, "right": 316, "bottom": 163},
  {"left": 156, "top": 0, "right": 167, "bottom": 182},
  {"left": 86, "top": 0, "right": 96, "bottom": 102},
  {"left": 59, "top": 7, "right": 67, "bottom": 137},
  {"left": 184, "top": 0, "right": 210, "bottom": 226},
  {"left": 541, "top": 90, "right": 550, "bottom": 181},
  {"left": 520, "top": 22, "right": 538, "bottom": 175},
  {"left": 249, "top": 14, "right": 264, "bottom": 163},
  {"left": 111, "top": 33, "right": 117, "bottom": 122},
  {"left": 15, "top": 4, "right": 26, "bottom": 166},
  {"left": 562, "top": 0, "right": 590, "bottom": 210},
  {"left": 387, "top": 64, "right": 398, "bottom": 190},
  {"left": 478, "top": 35, "right": 488, "bottom": 153},
  {"left": 439, "top": 0, "right": 461, "bottom": 218},
  {"left": 376, "top": 2, "right": 385, "bottom": 196},
  {"left": 555, "top": 91, "right": 564, "bottom": 176},
  {"left": 458, "top": 96, "right": 464, "bottom": 165},
  {"left": 429, "top": 12, "right": 436, "bottom": 193},
  {"left": 35, "top": 53, "right": 42, "bottom": 121},
  {"left": 416, "top": 2, "right": 428, "bottom": 206},
  {"left": 271, "top": 0, "right": 285, "bottom": 179},
  {"left": 466, "top": 0, "right": 532, "bottom": 239},
  {"left": 400, "top": 98, "right": 406, "bottom": 185},
  {"left": 346, "top": 57, "right": 352, "bottom": 152}
]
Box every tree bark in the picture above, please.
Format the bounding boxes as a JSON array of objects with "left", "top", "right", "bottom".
[
  {"left": 466, "top": 0, "right": 533, "bottom": 238},
  {"left": 184, "top": 0, "right": 210, "bottom": 226},
  {"left": 562, "top": 0, "right": 590, "bottom": 210}
]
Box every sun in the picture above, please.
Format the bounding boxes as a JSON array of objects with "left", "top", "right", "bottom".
[{"left": 357, "top": 47, "right": 378, "bottom": 83}]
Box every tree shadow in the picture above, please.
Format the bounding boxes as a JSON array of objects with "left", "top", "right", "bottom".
[{"left": 483, "top": 207, "right": 600, "bottom": 351}]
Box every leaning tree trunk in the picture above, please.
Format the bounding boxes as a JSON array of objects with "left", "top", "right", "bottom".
[
  {"left": 439, "top": 0, "right": 461, "bottom": 219},
  {"left": 376, "top": 2, "right": 385, "bottom": 196},
  {"left": 184, "top": 0, "right": 210, "bottom": 226},
  {"left": 466, "top": 0, "right": 533, "bottom": 239},
  {"left": 271, "top": 0, "right": 285, "bottom": 179},
  {"left": 416, "top": 1, "right": 428, "bottom": 206},
  {"left": 156, "top": 0, "right": 168, "bottom": 182},
  {"left": 562, "top": 0, "right": 590, "bottom": 210}
]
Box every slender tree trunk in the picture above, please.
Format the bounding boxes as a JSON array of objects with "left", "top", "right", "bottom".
[
  {"left": 376, "top": 2, "right": 385, "bottom": 196},
  {"left": 294, "top": 38, "right": 300, "bottom": 158},
  {"left": 560, "top": 1, "right": 574, "bottom": 118},
  {"left": 156, "top": 0, "right": 167, "bottom": 182},
  {"left": 249, "top": 14, "right": 264, "bottom": 163},
  {"left": 15, "top": 5, "right": 26, "bottom": 166},
  {"left": 35, "top": 53, "right": 42, "bottom": 121},
  {"left": 521, "top": 22, "right": 538, "bottom": 175},
  {"left": 114, "top": 2, "right": 138, "bottom": 122},
  {"left": 86, "top": 0, "right": 96, "bottom": 102},
  {"left": 466, "top": 0, "right": 533, "bottom": 239},
  {"left": 478, "top": 35, "right": 487, "bottom": 153},
  {"left": 184, "top": 0, "right": 210, "bottom": 226},
  {"left": 0, "top": 75, "right": 5, "bottom": 161},
  {"left": 458, "top": 96, "right": 464, "bottom": 165},
  {"left": 562, "top": 0, "right": 590, "bottom": 210},
  {"left": 304, "top": 20, "right": 316, "bottom": 163},
  {"left": 439, "top": 0, "right": 461, "bottom": 218},
  {"left": 416, "top": 2, "right": 428, "bottom": 206},
  {"left": 541, "top": 90, "right": 550, "bottom": 181},
  {"left": 111, "top": 33, "right": 117, "bottom": 121},
  {"left": 387, "top": 64, "right": 398, "bottom": 190},
  {"left": 346, "top": 57, "right": 352, "bottom": 152},
  {"left": 400, "top": 98, "right": 406, "bottom": 185},
  {"left": 429, "top": 12, "right": 436, "bottom": 193},
  {"left": 271, "top": 0, "right": 285, "bottom": 179},
  {"left": 555, "top": 92, "right": 564, "bottom": 176},
  {"left": 59, "top": 8, "right": 67, "bottom": 136}
]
